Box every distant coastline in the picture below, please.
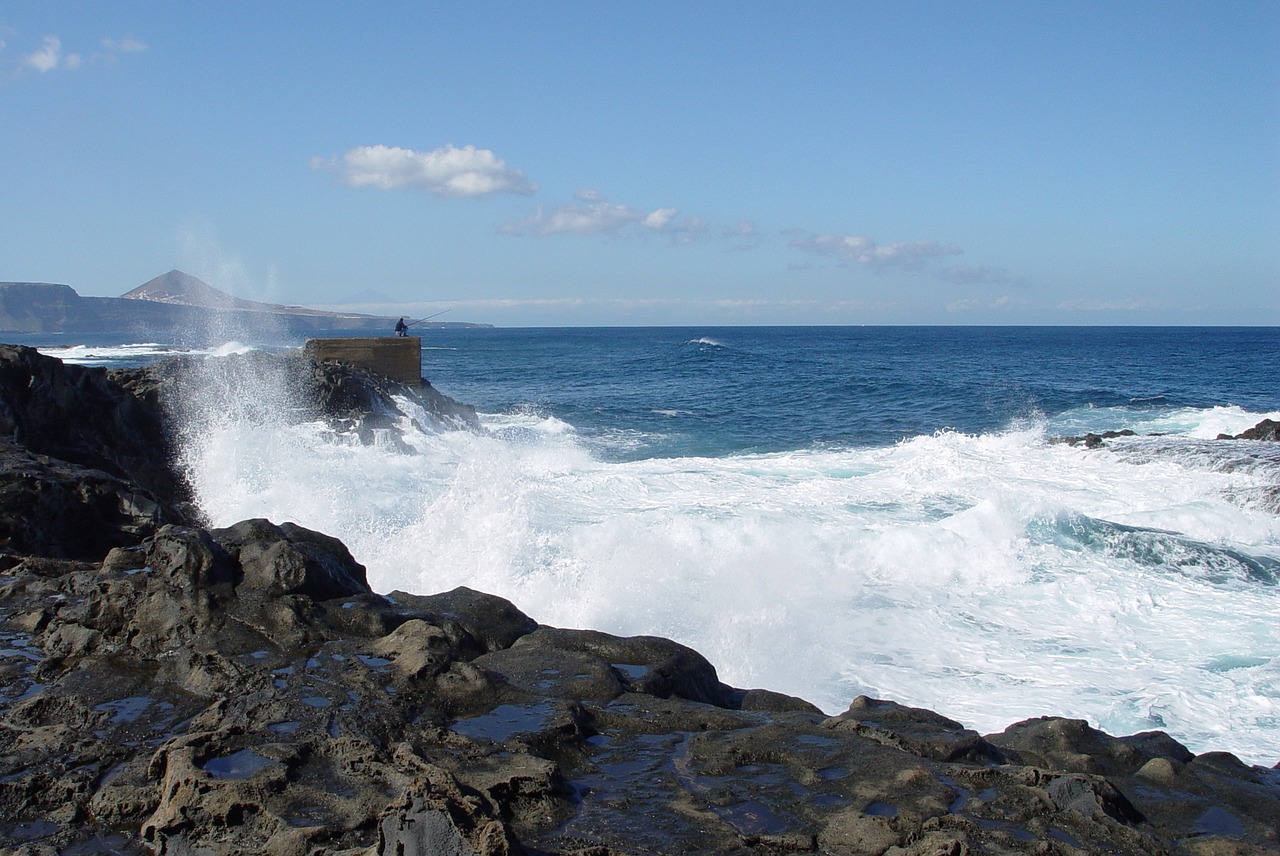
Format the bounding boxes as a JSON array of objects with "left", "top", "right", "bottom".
[{"left": 0, "top": 270, "right": 491, "bottom": 336}]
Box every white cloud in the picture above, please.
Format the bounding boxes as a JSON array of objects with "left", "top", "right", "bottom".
[
  {"left": 642, "top": 207, "right": 677, "bottom": 229},
  {"left": 790, "top": 232, "right": 962, "bottom": 269},
  {"left": 312, "top": 144, "right": 536, "bottom": 197},
  {"left": 502, "top": 201, "right": 640, "bottom": 236},
  {"left": 501, "top": 193, "right": 704, "bottom": 242},
  {"left": 939, "top": 265, "right": 1013, "bottom": 285},
  {"left": 725, "top": 220, "right": 763, "bottom": 250},
  {"left": 18, "top": 35, "right": 62, "bottom": 73},
  {"left": 12, "top": 32, "right": 146, "bottom": 76},
  {"left": 1058, "top": 297, "right": 1160, "bottom": 311},
  {"left": 101, "top": 35, "right": 147, "bottom": 54},
  {"left": 947, "top": 295, "right": 1025, "bottom": 312}
]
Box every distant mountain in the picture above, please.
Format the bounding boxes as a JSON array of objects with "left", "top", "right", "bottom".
[
  {"left": 122, "top": 269, "right": 257, "bottom": 309},
  {"left": 122, "top": 270, "right": 351, "bottom": 318},
  {"left": 0, "top": 271, "right": 490, "bottom": 335}
]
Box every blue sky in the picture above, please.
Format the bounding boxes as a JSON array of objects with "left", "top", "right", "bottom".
[{"left": 2, "top": 2, "right": 1277, "bottom": 326}]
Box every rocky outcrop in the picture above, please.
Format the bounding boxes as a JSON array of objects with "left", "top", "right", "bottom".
[
  {"left": 1056, "top": 419, "right": 1280, "bottom": 447},
  {"left": 0, "top": 344, "right": 1277, "bottom": 854},
  {"left": 1219, "top": 419, "right": 1280, "bottom": 442},
  {"left": 115, "top": 348, "right": 481, "bottom": 448},
  {"left": 0, "top": 344, "right": 479, "bottom": 563},
  {"left": 0, "top": 345, "right": 196, "bottom": 559},
  {"left": 1051, "top": 429, "right": 1137, "bottom": 449}
]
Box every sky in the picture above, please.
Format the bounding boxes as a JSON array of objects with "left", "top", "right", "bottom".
[{"left": 2, "top": 2, "right": 1277, "bottom": 326}]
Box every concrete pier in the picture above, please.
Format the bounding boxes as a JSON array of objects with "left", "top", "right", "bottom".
[{"left": 303, "top": 336, "right": 422, "bottom": 383}]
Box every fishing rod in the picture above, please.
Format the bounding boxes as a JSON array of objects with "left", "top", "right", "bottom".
[{"left": 405, "top": 309, "right": 451, "bottom": 328}]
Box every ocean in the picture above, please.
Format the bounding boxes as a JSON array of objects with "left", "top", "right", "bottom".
[{"left": 24, "top": 326, "right": 1280, "bottom": 765}]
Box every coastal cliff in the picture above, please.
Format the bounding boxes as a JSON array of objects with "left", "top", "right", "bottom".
[{"left": 0, "top": 344, "right": 1277, "bottom": 855}]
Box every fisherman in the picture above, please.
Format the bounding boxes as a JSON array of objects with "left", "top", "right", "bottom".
[{"left": 394, "top": 317, "right": 408, "bottom": 337}]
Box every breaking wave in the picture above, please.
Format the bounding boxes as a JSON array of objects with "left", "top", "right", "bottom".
[{"left": 171, "top": 361, "right": 1280, "bottom": 765}]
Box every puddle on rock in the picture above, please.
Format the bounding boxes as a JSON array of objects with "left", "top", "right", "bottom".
[
  {"left": 4, "top": 819, "right": 58, "bottom": 841},
  {"left": 1049, "top": 828, "right": 1083, "bottom": 849},
  {"left": 611, "top": 663, "right": 649, "bottom": 681},
  {"left": 975, "top": 817, "right": 1035, "bottom": 841},
  {"left": 202, "top": 749, "right": 277, "bottom": 780},
  {"left": 94, "top": 696, "right": 170, "bottom": 724},
  {"left": 450, "top": 702, "right": 557, "bottom": 743},
  {"left": 1193, "top": 806, "right": 1246, "bottom": 838},
  {"left": 713, "top": 799, "right": 791, "bottom": 836}
]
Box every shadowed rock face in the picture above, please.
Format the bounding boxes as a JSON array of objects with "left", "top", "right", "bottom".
[
  {"left": 1, "top": 344, "right": 1278, "bottom": 854},
  {"left": 0, "top": 345, "right": 196, "bottom": 559},
  {"left": 0, "top": 344, "right": 479, "bottom": 562}
]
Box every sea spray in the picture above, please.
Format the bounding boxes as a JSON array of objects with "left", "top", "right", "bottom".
[{"left": 168, "top": 352, "right": 1280, "bottom": 764}]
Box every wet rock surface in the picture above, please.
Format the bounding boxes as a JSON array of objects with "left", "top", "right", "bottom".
[
  {"left": 1219, "top": 419, "right": 1280, "bottom": 442},
  {"left": 1, "top": 345, "right": 1278, "bottom": 854}
]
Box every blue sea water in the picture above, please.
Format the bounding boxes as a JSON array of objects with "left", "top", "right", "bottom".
[
  {"left": 24, "top": 326, "right": 1280, "bottom": 764},
  {"left": 417, "top": 326, "right": 1280, "bottom": 457}
]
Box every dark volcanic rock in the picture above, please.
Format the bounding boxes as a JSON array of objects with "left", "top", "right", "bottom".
[
  {"left": 1219, "top": 418, "right": 1280, "bottom": 441},
  {"left": 2, "top": 519, "right": 1278, "bottom": 854},
  {"left": 214, "top": 518, "right": 371, "bottom": 600},
  {"left": 0, "top": 346, "right": 187, "bottom": 502},
  {"left": 828, "top": 695, "right": 1005, "bottom": 764},
  {"left": 1051, "top": 428, "right": 1137, "bottom": 448},
  {"left": 0, "top": 345, "right": 195, "bottom": 560}
]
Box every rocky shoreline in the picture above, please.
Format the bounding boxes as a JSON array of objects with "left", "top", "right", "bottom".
[{"left": 0, "top": 343, "right": 1277, "bottom": 855}]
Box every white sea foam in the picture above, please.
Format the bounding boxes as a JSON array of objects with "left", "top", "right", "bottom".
[
  {"left": 1048, "top": 403, "right": 1280, "bottom": 441},
  {"left": 209, "top": 341, "right": 255, "bottom": 357},
  {"left": 176, "top": 375, "right": 1280, "bottom": 765},
  {"left": 39, "top": 341, "right": 259, "bottom": 366}
]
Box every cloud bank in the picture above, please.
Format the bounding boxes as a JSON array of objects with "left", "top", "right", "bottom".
[{"left": 312, "top": 144, "right": 537, "bottom": 197}]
